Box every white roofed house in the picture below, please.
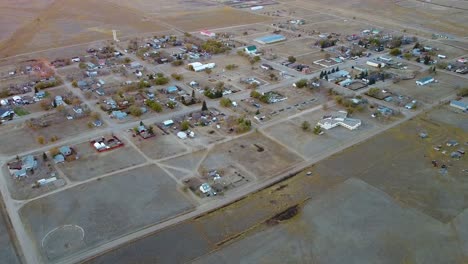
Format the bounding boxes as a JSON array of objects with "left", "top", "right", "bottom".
[
  {"left": 317, "top": 111, "right": 361, "bottom": 130},
  {"left": 188, "top": 62, "right": 216, "bottom": 72}
]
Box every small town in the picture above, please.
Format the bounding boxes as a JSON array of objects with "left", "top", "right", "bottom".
[{"left": 0, "top": 0, "right": 467, "bottom": 263}]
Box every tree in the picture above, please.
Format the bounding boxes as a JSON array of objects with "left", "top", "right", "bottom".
[
  {"left": 313, "top": 125, "right": 322, "bottom": 135},
  {"left": 140, "top": 121, "right": 144, "bottom": 126},
  {"left": 403, "top": 53, "right": 412, "bottom": 60},
  {"left": 146, "top": 100, "right": 163, "bottom": 112},
  {"left": 171, "top": 73, "right": 183, "bottom": 81},
  {"left": 288, "top": 56, "right": 296, "bottom": 63},
  {"left": 129, "top": 105, "right": 143, "bottom": 116},
  {"left": 423, "top": 55, "right": 431, "bottom": 65},
  {"left": 42, "top": 152, "right": 48, "bottom": 161},
  {"left": 295, "top": 79, "right": 308, "bottom": 88},
  {"left": 71, "top": 80, "right": 78, "bottom": 87},
  {"left": 37, "top": 136, "right": 46, "bottom": 145},
  {"left": 180, "top": 120, "right": 190, "bottom": 131},
  {"left": 171, "top": 60, "right": 184, "bottom": 66},
  {"left": 389, "top": 48, "right": 401, "bottom": 56},
  {"left": 52, "top": 100, "right": 57, "bottom": 108},
  {"left": 220, "top": 97, "right": 232, "bottom": 107},
  {"left": 335, "top": 66, "right": 339, "bottom": 72},
  {"left": 201, "top": 100, "right": 208, "bottom": 111},
  {"left": 34, "top": 87, "right": 39, "bottom": 93},
  {"left": 301, "top": 121, "right": 311, "bottom": 131},
  {"left": 457, "top": 87, "right": 468, "bottom": 97}
]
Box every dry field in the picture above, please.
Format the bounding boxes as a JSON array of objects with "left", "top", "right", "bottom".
[
  {"left": 291, "top": 0, "right": 468, "bottom": 37},
  {"left": 58, "top": 142, "right": 147, "bottom": 181},
  {"left": 20, "top": 164, "right": 194, "bottom": 262},
  {"left": 161, "top": 7, "right": 273, "bottom": 32},
  {"left": 0, "top": 0, "right": 169, "bottom": 58}
]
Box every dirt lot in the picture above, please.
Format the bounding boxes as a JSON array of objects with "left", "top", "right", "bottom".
[
  {"left": 427, "top": 105, "right": 468, "bottom": 131},
  {"left": 269, "top": 37, "right": 320, "bottom": 57},
  {"left": 58, "top": 142, "right": 147, "bottom": 181},
  {"left": 161, "top": 7, "right": 272, "bottom": 32},
  {"left": 263, "top": 105, "right": 381, "bottom": 158},
  {"left": 200, "top": 132, "right": 304, "bottom": 179},
  {"left": 86, "top": 165, "right": 346, "bottom": 264},
  {"left": 301, "top": 19, "right": 370, "bottom": 36},
  {"left": 20, "top": 164, "right": 195, "bottom": 262},
  {"left": 315, "top": 109, "right": 468, "bottom": 223},
  {"left": 130, "top": 131, "right": 188, "bottom": 160},
  {"left": 0, "top": 0, "right": 169, "bottom": 58},
  {"left": 195, "top": 178, "right": 463, "bottom": 264},
  {"left": 0, "top": 124, "right": 43, "bottom": 155},
  {"left": 418, "top": 40, "right": 467, "bottom": 60},
  {"left": 390, "top": 72, "right": 465, "bottom": 103},
  {"left": 160, "top": 149, "right": 208, "bottom": 172},
  {"left": 0, "top": 204, "right": 21, "bottom": 264}
]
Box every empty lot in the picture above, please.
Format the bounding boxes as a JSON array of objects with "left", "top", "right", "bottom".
[
  {"left": 195, "top": 178, "right": 463, "bottom": 264},
  {"left": 20, "top": 164, "right": 194, "bottom": 262},
  {"left": 58, "top": 143, "right": 147, "bottom": 181}
]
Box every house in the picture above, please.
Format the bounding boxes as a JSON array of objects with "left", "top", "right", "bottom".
[
  {"left": 260, "top": 64, "right": 273, "bottom": 70},
  {"left": 73, "top": 106, "right": 83, "bottom": 114},
  {"left": 59, "top": 146, "right": 72, "bottom": 156},
  {"left": 367, "top": 60, "right": 385, "bottom": 68},
  {"left": 112, "top": 110, "right": 127, "bottom": 120},
  {"left": 447, "top": 140, "right": 459, "bottom": 147},
  {"left": 416, "top": 76, "right": 434, "bottom": 86},
  {"left": 86, "top": 62, "right": 97, "bottom": 70},
  {"left": 54, "top": 96, "right": 64, "bottom": 106},
  {"left": 77, "top": 80, "right": 88, "bottom": 89},
  {"left": 0, "top": 108, "right": 14, "bottom": 120},
  {"left": 36, "top": 91, "right": 46, "bottom": 99},
  {"left": 327, "top": 70, "right": 350, "bottom": 81},
  {"left": 188, "top": 62, "right": 216, "bottom": 72},
  {"left": 93, "top": 120, "right": 103, "bottom": 127},
  {"left": 244, "top": 45, "right": 257, "bottom": 54},
  {"left": 53, "top": 154, "right": 65, "bottom": 164},
  {"left": 200, "top": 30, "right": 216, "bottom": 38},
  {"left": 86, "top": 71, "right": 98, "bottom": 77},
  {"left": 163, "top": 120, "right": 174, "bottom": 126},
  {"left": 177, "top": 131, "right": 188, "bottom": 139},
  {"left": 254, "top": 34, "right": 286, "bottom": 44},
  {"left": 317, "top": 111, "right": 361, "bottom": 130},
  {"left": 166, "top": 86, "right": 178, "bottom": 93},
  {"left": 450, "top": 100, "right": 468, "bottom": 111},
  {"left": 339, "top": 79, "right": 353, "bottom": 87},
  {"left": 22, "top": 155, "right": 37, "bottom": 171},
  {"left": 189, "top": 81, "right": 199, "bottom": 87}
]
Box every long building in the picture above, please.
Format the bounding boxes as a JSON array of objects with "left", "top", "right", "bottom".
[
  {"left": 317, "top": 111, "right": 362, "bottom": 130},
  {"left": 255, "top": 34, "right": 286, "bottom": 44}
]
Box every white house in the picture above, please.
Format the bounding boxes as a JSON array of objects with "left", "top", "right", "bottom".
[
  {"left": 200, "top": 30, "right": 216, "bottom": 38},
  {"left": 317, "top": 111, "right": 361, "bottom": 130},
  {"left": 366, "top": 60, "right": 385, "bottom": 68},
  {"left": 188, "top": 62, "right": 216, "bottom": 72}
]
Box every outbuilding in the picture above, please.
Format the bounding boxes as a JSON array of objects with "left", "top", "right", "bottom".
[{"left": 416, "top": 76, "right": 435, "bottom": 86}]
